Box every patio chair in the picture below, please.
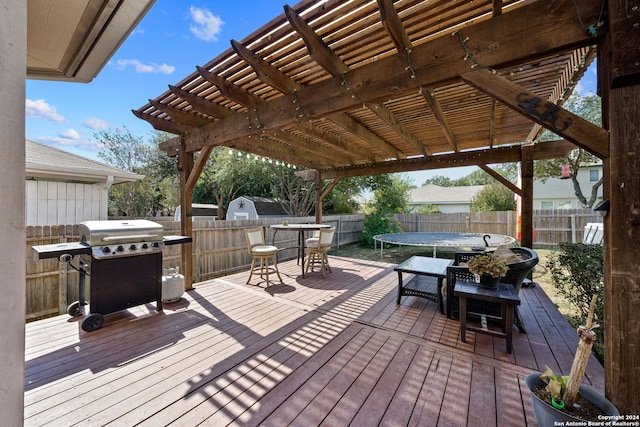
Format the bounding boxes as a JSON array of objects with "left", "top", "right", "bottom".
[
  {"left": 305, "top": 227, "right": 335, "bottom": 278},
  {"left": 244, "top": 226, "right": 282, "bottom": 287},
  {"left": 446, "top": 247, "right": 539, "bottom": 333}
]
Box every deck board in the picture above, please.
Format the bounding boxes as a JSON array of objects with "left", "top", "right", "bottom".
[{"left": 24, "top": 255, "right": 604, "bottom": 426}]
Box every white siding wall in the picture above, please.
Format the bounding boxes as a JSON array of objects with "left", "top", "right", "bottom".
[{"left": 26, "top": 180, "right": 108, "bottom": 225}]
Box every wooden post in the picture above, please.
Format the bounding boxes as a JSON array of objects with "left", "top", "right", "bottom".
[
  {"left": 602, "top": 0, "right": 640, "bottom": 414},
  {"left": 520, "top": 144, "right": 534, "bottom": 249},
  {"left": 178, "top": 137, "right": 194, "bottom": 290},
  {"left": 315, "top": 170, "right": 322, "bottom": 224}
]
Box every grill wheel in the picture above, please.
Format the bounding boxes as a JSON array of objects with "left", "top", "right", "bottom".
[
  {"left": 67, "top": 302, "right": 84, "bottom": 317},
  {"left": 82, "top": 313, "right": 104, "bottom": 332}
]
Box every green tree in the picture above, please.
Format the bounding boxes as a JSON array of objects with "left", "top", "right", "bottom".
[
  {"left": 422, "top": 175, "right": 453, "bottom": 187},
  {"left": 193, "top": 148, "right": 277, "bottom": 219},
  {"left": 360, "top": 174, "right": 411, "bottom": 247},
  {"left": 471, "top": 183, "right": 517, "bottom": 212},
  {"left": 454, "top": 168, "right": 494, "bottom": 186},
  {"left": 95, "top": 127, "right": 177, "bottom": 217},
  {"left": 270, "top": 165, "right": 316, "bottom": 217},
  {"left": 324, "top": 175, "right": 392, "bottom": 214},
  {"left": 193, "top": 149, "right": 394, "bottom": 219},
  {"left": 414, "top": 203, "right": 440, "bottom": 214}
]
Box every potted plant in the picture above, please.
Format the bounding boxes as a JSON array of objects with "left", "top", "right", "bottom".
[
  {"left": 525, "top": 296, "right": 619, "bottom": 425},
  {"left": 467, "top": 253, "right": 507, "bottom": 288}
]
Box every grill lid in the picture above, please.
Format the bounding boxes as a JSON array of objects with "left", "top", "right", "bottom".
[{"left": 79, "top": 220, "right": 164, "bottom": 246}]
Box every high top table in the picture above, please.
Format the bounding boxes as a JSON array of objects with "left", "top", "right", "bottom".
[{"left": 271, "top": 223, "right": 332, "bottom": 278}]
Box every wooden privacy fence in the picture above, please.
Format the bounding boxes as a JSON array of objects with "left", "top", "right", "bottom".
[
  {"left": 393, "top": 209, "right": 601, "bottom": 248},
  {"left": 25, "top": 210, "right": 600, "bottom": 321},
  {"left": 394, "top": 211, "right": 517, "bottom": 236}
]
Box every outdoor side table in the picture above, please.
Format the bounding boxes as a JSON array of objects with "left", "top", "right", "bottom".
[
  {"left": 454, "top": 281, "right": 521, "bottom": 353},
  {"left": 394, "top": 256, "right": 453, "bottom": 314}
]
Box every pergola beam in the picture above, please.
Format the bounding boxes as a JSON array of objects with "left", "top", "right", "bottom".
[
  {"left": 320, "top": 140, "right": 574, "bottom": 178},
  {"left": 478, "top": 164, "right": 521, "bottom": 196},
  {"left": 460, "top": 68, "right": 609, "bottom": 158},
  {"left": 377, "top": 0, "right": 411, "bottom": 51}
]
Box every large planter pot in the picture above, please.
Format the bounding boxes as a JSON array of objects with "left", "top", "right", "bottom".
[{"left": 525, "top": 373, "right": 619, "bottom": 427}]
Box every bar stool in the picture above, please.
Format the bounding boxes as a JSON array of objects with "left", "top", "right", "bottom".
[{"left": 244, "top": 226, "right": 282, "bottom": 286}]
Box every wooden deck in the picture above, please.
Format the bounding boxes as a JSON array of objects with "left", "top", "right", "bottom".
[{"left": 24, "top": 256, "right": 604, "bottom": 426}]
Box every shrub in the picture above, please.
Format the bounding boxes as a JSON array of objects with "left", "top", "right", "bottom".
[
  {"left": 359, "top": 209, "right": 402, "bottom": 248},
  {"left": 546, "top": 242, "right": 604, "bottom": 362}
]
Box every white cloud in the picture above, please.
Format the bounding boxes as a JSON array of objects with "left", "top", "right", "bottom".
[
  {"left": 36, "top": 136, "right": 103, "bottom": 151},
  {"left": 59, "top": 128, "right": 80, "bottom": 140},
  {"left": 25, "top": 99, "right": 65, "bottom": 123},
  {"left": 115, "top": 59, "right": 175, "bottom": 74},
  {"left": 189, "top": 6, "right": 224, "bottom": 42},
  {"left": 83, "top": 117, "right": 109, "bottom": 130}
]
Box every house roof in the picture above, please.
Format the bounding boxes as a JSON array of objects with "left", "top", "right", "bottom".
[
  {"left": 27, "top": 0, "right": 156, "bottom": 83},
  {"left": 409, "top": 185, "right": 484, "bottom": 205},
  {"left": 26, "top": 139, "right": 143, "bottom": 184},
  {"left": 135, "top": 0, "right": 601, "bottom": 180}
]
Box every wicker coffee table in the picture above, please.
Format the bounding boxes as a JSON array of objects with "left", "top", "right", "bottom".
[{"left": 394, "top": 256, "right": 453, "bottom": 314}]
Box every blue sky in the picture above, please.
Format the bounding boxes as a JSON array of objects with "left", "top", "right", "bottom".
[
  {"left": 26, "top": 1, "right": 287, "bottom": 157},
  {"left": 25, "top": 0, "right": 599, "bottom": 185}
]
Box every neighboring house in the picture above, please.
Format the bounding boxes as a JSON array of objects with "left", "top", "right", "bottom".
[
  {"left": 25, "top": 140, "right": 143, "bottom": 226},
  {"left": 534, "top": 164, "right": 603, "bottom": 209},
  {"left": 409, "top": 164, "right": 604, "bottom": 213},
  {"left": 226, "top": 196, "right": 289, "bottom": 220},
  {"left": 409, "top": 185, "right": 485, "bottom": 213}
]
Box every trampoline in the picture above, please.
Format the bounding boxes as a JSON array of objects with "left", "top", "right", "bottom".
[{"left": 373, "top": 232, "right": 516, "bottom": 257}]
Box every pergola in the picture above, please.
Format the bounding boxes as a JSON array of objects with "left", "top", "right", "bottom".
[{"left": 135, "top": 0, "right": 639, "bottom": 414}]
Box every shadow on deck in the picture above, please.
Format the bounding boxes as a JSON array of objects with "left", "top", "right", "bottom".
[{"left": 24, "top": 255, "right": 604, "bottom": 426}]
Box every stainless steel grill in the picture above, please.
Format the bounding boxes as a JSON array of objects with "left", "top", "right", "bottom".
[
  {"left": 33, "top": 220, "right": 191, "bottom": 332},
  {"left": 79, "top": 219, "right": 165, "bottom": 259}
]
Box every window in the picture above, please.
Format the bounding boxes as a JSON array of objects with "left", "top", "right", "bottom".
[
  {"left": 589, "top": 169, "right": 599, "bottom": 182},
  {"left": 558, "top": 201, "right": 573, "bottom": 209},
  {"left": 541, "top": 201, "right": 553, "bottom": 210}
]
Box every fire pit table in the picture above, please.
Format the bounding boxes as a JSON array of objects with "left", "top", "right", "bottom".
[{"left": 33, "top": 220, "right": 191, "bottom": 332}]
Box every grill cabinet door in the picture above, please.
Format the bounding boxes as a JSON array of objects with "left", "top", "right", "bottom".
[{"left": 88, "top": 253, "right": 162, "bottom": 315}]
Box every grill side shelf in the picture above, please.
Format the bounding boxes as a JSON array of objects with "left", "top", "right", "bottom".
[
  {"left": 32, "top": 242, "right": 91, "bottom": 259},
  {"left": 163, "top": 235, "right": 192, "bottom": 245}
]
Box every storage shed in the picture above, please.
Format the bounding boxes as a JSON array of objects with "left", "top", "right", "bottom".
[
  {"left": 226, "top": 196, "right": 288, "bottom": 220},
  {"left": 25, "top": 140, "right": 142, "bottom": 225}
]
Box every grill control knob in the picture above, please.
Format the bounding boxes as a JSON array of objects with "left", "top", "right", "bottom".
[
  {"left": 152, "top": 242, "right": 160, "bottom": 249},
  {"left": 141, "top": 243, "right": 149, "bottom": 249},
  {"left": 129, "top": 244, "right": 137, "bottom": 250},
  {"left": 116, "top": 245, "right": 124, "bottom": 252},
  {"left": 101, "top": 246, "right": 111, "bottom": 254}
]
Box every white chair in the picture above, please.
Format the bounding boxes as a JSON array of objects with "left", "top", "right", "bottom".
[
  {"left": 305, "top": 227, "right": 335, "bottom": 278},
  {"left": 244, "top": 227, "right": 282, "bottom": 286},
  {"left": 304, "top": 229, "right": 321, "bottom": 248}
]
